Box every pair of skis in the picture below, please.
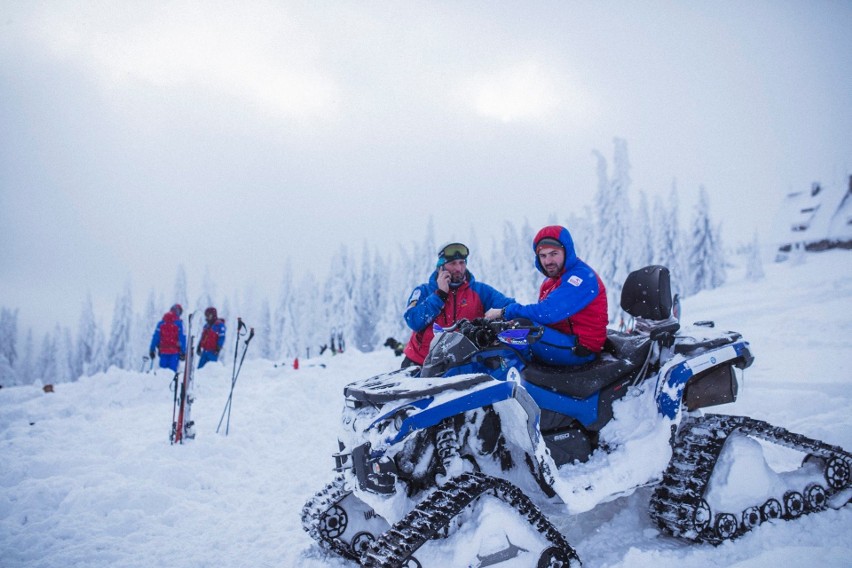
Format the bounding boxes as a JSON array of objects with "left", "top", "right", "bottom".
[
  {"left": 217, "top": 317, "right": 254, "bottom": 436},
  {"left": 169, "top": 314, "right": 255, "bottom": 443},
  {"left": 170, "top": 312, "right": 198, "bottom": 445}
]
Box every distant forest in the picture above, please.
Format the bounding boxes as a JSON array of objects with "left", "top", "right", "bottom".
[{"left": 0, "top": 139, "right": 765, "bottom": 386}]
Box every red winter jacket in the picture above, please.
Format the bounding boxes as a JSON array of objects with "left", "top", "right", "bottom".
[{"left": 504, "top": 225, "right": 608, "bottom": 353}]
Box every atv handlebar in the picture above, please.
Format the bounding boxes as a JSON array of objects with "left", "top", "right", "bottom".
[{"left": 437, "top": 318, "right": 544, "bottom": 349}]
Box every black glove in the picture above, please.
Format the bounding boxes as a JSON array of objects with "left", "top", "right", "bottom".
[
  {"left": 149, "top": 350, "right": 155, "bottom": 359},
  {"left": 196, "top": 346, "right": 201, "bottom": 356},
  {"left": 180, "top": 353, "right": 186, "bottom": 361}
]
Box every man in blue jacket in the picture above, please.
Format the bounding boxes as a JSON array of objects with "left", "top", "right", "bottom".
[
  {"left": 485, "top": 225, "right": 608, "bottom": 366},
  {"left": 401, "top": 242, "right": 514, "bottom": 368}
]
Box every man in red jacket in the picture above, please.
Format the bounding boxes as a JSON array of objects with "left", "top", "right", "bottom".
[
  {"left": 485, "top": 225, "right": 608, "bottom": 366},
  {"left": 197, "top": 307, "right": 226, "bottom": 369},
  {"left": 401, "top": 242, "right": 514, "bottom": 368}
]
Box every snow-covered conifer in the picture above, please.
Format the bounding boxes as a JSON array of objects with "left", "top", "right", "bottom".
[
  {"left": 0, "top": 353, "right": 15, "bottom": 387},
  {"left": 106, "top": 283, "right": 134, "bottom": 370},
  {"left": 18, "top": 330, "right": 35, "bottom": 385},
  {"left": 353, "top": 243, "right": 381, "bottom": 352},
  {"left": 593, "top": 139, "right": 634, "bottom": 321},
  {"left": 275, "top": 261, "right": 299, "bottom": 360},
  {"left": 0, "top": 307, "right": 18, "bottom": 370},
  {"left": 654, "top": 183, "right": 688, "bottom": 295},
  {"left": 35, "top": 331, "right": 55, "bottom": 384},
  {"left": 634, "top": 190, "right": 654, "bottom": 269},
  {"left": 323, "top": 245, "right": 356, "bottom": 353},
  {"left": 746, "top": 232, "right": 766, "bottom": 281},
  {"left": 76, "top": 293, "right": 104, "bottom": 377},
  {"left": 173, "top": 265, "right": 189, "bottom": 312},
  {"left": 197, "top": 267, "right": 216, "bottom": 310},
  {"left": 258, "top": 299, "right": 273, "bottom": 360},
  {"left": 55, "top": 326, "right": 75, "bottom": 382},
  {"left": 688, "top": 186, "right": 726, "bottom": 294}
]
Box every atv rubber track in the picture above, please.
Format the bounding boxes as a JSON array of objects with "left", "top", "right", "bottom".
[
  {"left": 650, "top": 413, "right": 852, "bottom": 544},
  {"left": 361, "top": 472, "right": 580, "bottom": 568},
  {"left": 300, "top": 473, "right": 361, "bottom": 563}
]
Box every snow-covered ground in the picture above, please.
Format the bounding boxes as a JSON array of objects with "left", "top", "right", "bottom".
[{"left": 1, "top": 251, "right": 850, "bottom": 568}]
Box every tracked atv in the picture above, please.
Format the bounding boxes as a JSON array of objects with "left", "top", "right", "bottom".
[{"left": 302, "top": 265, "right": 851, "bottom": 567}]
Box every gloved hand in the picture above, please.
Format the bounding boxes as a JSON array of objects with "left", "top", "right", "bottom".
[
  {"left": 196, "top": 346, "right": 201, "bottom": 356},
  {"left": 179, "top": 352, "right": 186, "bottom": 361},
  {"left": 149, "top": 350, "right": 155, "bottom": 359}
]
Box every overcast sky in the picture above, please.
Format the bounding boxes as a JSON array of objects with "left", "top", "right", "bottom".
[{"left": 1, "top": 1, "right": 850, "bottom": 338}]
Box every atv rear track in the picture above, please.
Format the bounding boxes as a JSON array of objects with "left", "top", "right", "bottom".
[{"left": 650, "top": 413, "right": 852, "bottom": 543}]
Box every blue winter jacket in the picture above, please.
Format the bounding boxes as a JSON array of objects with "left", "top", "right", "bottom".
[{"left": 403, "top": 270, "right": 514, "bottom": 363}]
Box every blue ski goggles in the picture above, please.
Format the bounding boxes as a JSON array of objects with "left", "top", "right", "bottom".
[{"left": 437, "top": 242, "right": 469, "bottom": 266}]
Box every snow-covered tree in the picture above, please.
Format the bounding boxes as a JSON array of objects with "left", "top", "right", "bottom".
[
  {"left": 294, "top": 271, "right": 324, "bottom": 357},
  {"left": 653, "top": 183, "right": 688, "bottom": 296},
  {"left": 18, "top": 330, "right": 35, "bottom": 385},
  {"left": 493, "top": 220, "right": 527, "bottom": 300},
  {"left": 323, "top": 245, "right": 356, "bottom": 352},
  {"left": 274, "top": 261, "right": 299, "bottom": 360},
  {"left": 687, "top": 186, "right": 726, "bottom": 295},
  {"left": 376, "top": 248, "right": 408, "bottom": 346},
  {"left": 0, "top": 307, "right": 18, "bottom": 372},
  {"left": 593, "top": 138, "right": 634, "bottom": 321},
  {"left": 634, "top": 190, "right": 654, "bottom": 269},
  {"left": 106, "top": 283, "right": 134, "bottom": 370},
  {"left": 173, "top": 265, "right": 189, "bottom": 312},
  {"left": 0, "top": 353, "right": 14, "bottom": 387},
  {"left": 55, "top": 326, "right": 75, "bottom": 383},
  {"left": 76, "top": 293, "right": 105, "bottom": 377},
  {"left": 197, "top": 267, "right": 216, "bottom": 311},
  {"left": 746, "top": 231, "right": 766, "bottom": 281},
  {"left": 35, "top": 331, "right": 55, "bottom": 384},
  {"left": 258, "top": 299, "right": 274, "bottom": 359},
  {"left": 353, "top": 243, "right": 381, "bottom": 352}
]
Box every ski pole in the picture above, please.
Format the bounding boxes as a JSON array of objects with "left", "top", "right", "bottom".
[
  {"left": 217, "top": 318, "right": 248, "bottom": 434},
  {"left": 224, "top": 327, "right": 254, "bottom": 435},
  {"left": 217, "top": 322, "right": 254, "bottom": 435}
]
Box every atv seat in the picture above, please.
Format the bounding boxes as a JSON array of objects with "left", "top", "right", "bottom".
[
  {"left": 522, "top": 332, "right": 652, "bottom": 400},
  {"left": 522, "top": 264, "right": 679, "bottom": 400}
]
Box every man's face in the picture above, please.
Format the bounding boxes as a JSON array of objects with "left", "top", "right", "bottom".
[
  {"left": 537, "top": 247, "right": 565, "bottom": 278},
  {"left": 443, "top": 259, "right": 467, "bottom": 283}
]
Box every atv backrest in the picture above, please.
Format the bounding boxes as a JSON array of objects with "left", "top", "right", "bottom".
[{"left": 620, "top": 265, "right": 673, "bottom": 321}]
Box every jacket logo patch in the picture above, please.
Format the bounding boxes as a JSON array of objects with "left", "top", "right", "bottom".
[
  {"left": 407, "top": 289, "right": 421, "bottom": 307},
  {"left": 461, "top": 299, "right": 468, "bottom": 306},
  {"left": 568, "top": 275, "right": 583, "bottom": 286}
]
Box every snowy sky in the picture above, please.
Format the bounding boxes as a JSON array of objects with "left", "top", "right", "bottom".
[{"left": 1, "top": 1, "right": 850, "bottom": 337}]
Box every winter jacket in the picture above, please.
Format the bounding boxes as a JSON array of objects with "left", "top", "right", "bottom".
[
  {"left": 150, "top": 312, "right": 187, "bottom": 355},
  {"left": 503, "top": 225, "right": 608, "bottom": 353},
  {"left": 403, "top": 270, "right": 514, "bottom": 365},
  {"left": 199, "top": 319, "right": 226, "bottom": 353}
]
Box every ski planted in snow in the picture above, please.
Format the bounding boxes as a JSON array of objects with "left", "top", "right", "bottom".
[{"left": 170, "top": 311, "right": 198, "bottom": 444}]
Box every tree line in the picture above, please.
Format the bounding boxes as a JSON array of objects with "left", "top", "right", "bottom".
[{"left": 0, "top": 138, "right": 763, "bottom": 387}]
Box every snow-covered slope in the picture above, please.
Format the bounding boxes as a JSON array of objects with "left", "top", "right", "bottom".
[{"left": 1, "top": 251, "right": 850, "bottom": 567}]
